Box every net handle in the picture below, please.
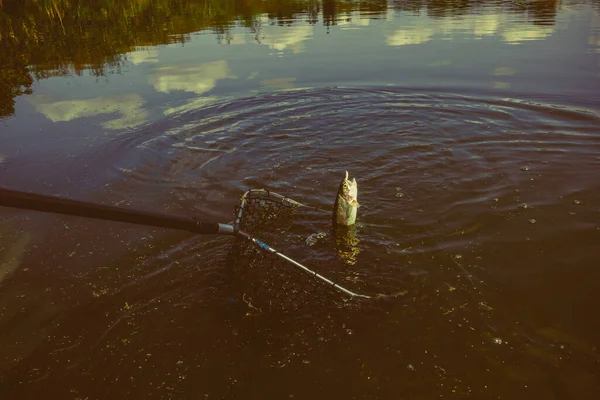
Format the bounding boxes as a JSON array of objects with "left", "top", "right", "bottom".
[
  {"left": 2, "top": 187, "right": 374, "bottom": 299},
  {"left": 0, "top": 188, "right": 234, "bottom": 235}
]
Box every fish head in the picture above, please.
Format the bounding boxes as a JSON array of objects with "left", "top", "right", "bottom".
[{"left": 338, "top": 171, "right": 359, "bottom": 207}]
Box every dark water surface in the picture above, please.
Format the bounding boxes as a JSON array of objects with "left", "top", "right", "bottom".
[{"left": 1, "top": 0, "right": 600, "bottom": 398}]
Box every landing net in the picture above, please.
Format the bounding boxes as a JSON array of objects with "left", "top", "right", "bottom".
[{"left": 227, "top": 189, "right": 370, "bottom": 313}]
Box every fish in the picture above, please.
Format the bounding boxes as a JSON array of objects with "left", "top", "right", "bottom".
[{"left": 333, "top": 171, "right": 360, "bottom": 226}]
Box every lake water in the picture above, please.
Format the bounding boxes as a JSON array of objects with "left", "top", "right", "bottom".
[{"left": 1, "top": 0, "right": 600, "bottom": 398}]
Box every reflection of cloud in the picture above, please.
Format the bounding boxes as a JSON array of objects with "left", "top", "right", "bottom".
[
  {"left": 492, "top": 67, "right": 517, "bottom": 76},
  {"left": 260, "top": 77, "right": 296, "bottom": 90},
  {"left": 32, "top": 93, "right": 148, "bottom": 130},
  {"left": 338, "top": 12, "right": 371, "bottom": 30},
  {"left": 259, "top": 25, "right": 313, "bottom": 54},
  {"left": 387, "top": 27, "right": 434, "bottom": 46},
  {"left": 437, "top": 14, "right": 501, "bottom": 38},
  {"left": 502, "top": 25, "right": 554, "bottom": 44},
  {"left": 164, "top": 96, "right": 219, "bottom": 116},
  {"left": 386, "top": 12, "right": 557, "bottom": 46},
  {"left": 127, "top": 47, "right": 159, "bottom": 64},
  {"left": 225, "top": 33, "right": 248, "bottom": 45},
  {"left": 150, "top": 61, "right": 232, "bottom": 94},
  {"left": 471, "top": 14, "right": 501, "bottom": 37}
]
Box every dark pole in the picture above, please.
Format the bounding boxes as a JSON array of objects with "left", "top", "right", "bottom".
[{"left": 0, "top": 188, "right": 232, "bottom": 235}]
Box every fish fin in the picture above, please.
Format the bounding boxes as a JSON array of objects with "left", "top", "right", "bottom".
[{"left": 345, "top": 170, "right": 349, "bottom": 180}]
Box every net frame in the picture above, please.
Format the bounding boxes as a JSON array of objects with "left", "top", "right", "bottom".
[{"left": 228, "top": 189, "right": 371, "bottom": 313}]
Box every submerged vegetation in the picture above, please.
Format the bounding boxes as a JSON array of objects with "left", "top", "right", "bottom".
[{"left": 0, "top": 0, "right": 560, "bottom": 117}]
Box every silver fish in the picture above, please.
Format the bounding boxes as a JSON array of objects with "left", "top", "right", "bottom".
[{"left": 333, "top": 171, "right": 359, "bottom": 226}]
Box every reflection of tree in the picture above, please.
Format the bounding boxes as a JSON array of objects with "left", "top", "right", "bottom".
[
  {"left": 390, "top": 0, "right": 425, "bottom": 13},
  {"left": 323, "top": 0, "right": 337, "bottom": 27},
  {"left": 324, "top": 0, "right": 388, "bottom": 27},
  {"left": 391, "top": 0, "right": 559, "bottom": 24},
  {"left": 0, "top": 46, "right": 33, "bottom": 117},
  {"left": 0, "top": 0, "right": 562, "bottom": 118},
  {"left": 426, "top": 0, "right": 481, "bottom": 18},
  {"left": 506, "top": 0, "right": 559, "bottom": 26}
]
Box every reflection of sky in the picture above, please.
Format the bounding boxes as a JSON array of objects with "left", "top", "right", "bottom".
[
  {"left": 387, "top": 11, "right": 557, "bottom": 46},
  {"left": 387, "top": 26, "right": 435, "bottom": 46},
  {"left": 163, "top": 96, "right": 219, "bottom": 116},
  {"left": 258, "top": 24, "right": 313, "bottom": 54},
  {"left": 590, "top": 13, "right": 600, "bottom": 54},
  {"left": 220, "top": 16, "right": 314, "bottom": 55},
  {"left": 127, "top": 47, "right": 159, "bottom": 64},
  {"left": 502, "top": 25, "right": 555, "bottom": 44},
  {"left": 27, "top": 59, "right": 235, "bottom": 131},
  {"left": 32, "top": 93, "right": 148, "bottom": 130},
  {"left": 10, "top": 2, "right": 599, "bottom": 135},
  {"left": 435, "top": 13, "right": 504, "bottom": 39},
  {"left": 149, "top": 60, "right": 233, "bottom": 94},
  {"left": 338, "top": 12, "right": 371, "bottom": 30},
  {"left": 224, "top": 33, "right": 248, "bottom": 45},
  {"left": 260, "top": 77, "right": 297, "bottom": 90},
  {"left": 590, "top": 13, "right": 600, "bottom": 77},
  {"left": 492, "top": 67, "right": 517, "bottom": 76}
]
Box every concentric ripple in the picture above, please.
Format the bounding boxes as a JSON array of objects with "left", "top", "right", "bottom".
[
  {"left": 33, "top": 86, "right": 599, "bottom": 398},
  {"left": 116, "top": 86, "right": 599, "bottom": 246}
]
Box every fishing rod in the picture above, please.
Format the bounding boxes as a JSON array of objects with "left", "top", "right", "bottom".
[{"left": 0, "top": 187, "right": 371, "bottom": 299}]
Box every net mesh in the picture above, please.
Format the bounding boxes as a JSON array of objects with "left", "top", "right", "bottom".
[
  {"left": 235, "top": 189, "right": 300, "bottom": 234},
  {"left": 227, "top": 190, "right": 354, "bottom": 313}
]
